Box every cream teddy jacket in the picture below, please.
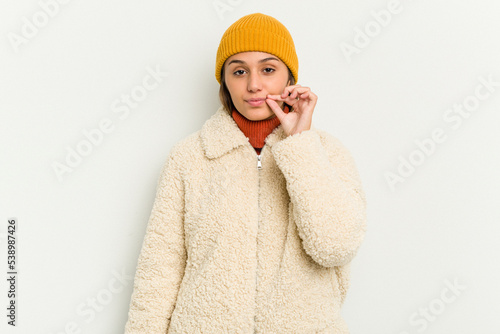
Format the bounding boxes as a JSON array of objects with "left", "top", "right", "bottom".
[{"left": 124, "top": 106, "right": 367, "bottom": 333}]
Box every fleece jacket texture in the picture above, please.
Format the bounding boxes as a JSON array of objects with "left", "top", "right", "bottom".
[{"left": 124, "top": 105, "right": 367, "bottom": 334}]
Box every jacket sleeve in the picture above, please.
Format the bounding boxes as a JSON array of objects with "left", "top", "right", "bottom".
[
  {"left": 271, "top": 127, "right": 367, "bottom": 268},
  {"left": 124, "top": 150, "right": 187, "bottom": 333}
]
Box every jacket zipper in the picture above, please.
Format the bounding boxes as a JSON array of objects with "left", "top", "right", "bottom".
[{"left": 254, "top": 145, "right": 265, "bottom": 333}]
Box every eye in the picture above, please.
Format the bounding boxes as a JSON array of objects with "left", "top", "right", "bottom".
[
  {"left": 233, "top": 70, "right": 246, "bottom": 76},
  {"left": 264, "top": 67, "right": 275, "bottom": 73}
]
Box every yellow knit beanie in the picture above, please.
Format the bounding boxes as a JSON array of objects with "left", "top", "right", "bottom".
[{"left": 215, "top": 13, "right": 298, "bottom": 85}]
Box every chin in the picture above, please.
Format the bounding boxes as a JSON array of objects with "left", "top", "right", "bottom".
[{"left": 243, "top": 109, "right": 274, "bottom": 121}]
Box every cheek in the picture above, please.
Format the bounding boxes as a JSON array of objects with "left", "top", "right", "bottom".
[
  {"left": 268, "top": 76, "right": 289, "bottom": 93},
  {"left": 226, "top": 81, "right": 243, "bottom": 96}
]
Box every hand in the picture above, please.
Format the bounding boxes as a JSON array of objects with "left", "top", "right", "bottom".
[{"left": 266, "top": 84, "right": 318, "bottom": 137}]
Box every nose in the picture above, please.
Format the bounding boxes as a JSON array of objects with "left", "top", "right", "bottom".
[{"left": 247, "top": 71, "right": 262, "bottom": 92}]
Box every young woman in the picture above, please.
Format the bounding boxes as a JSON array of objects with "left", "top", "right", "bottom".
[{"left": 124, "top": 12, "right": 367, "bottom": 334}]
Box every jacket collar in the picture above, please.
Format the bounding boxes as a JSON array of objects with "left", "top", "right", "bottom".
[{"left": 201, "top": 106, "right": 288, "bottom": 159}]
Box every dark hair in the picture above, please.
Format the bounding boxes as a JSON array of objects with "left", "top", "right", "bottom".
[{"left": 219, "top": 64, "right": 296, "bottom": 114}]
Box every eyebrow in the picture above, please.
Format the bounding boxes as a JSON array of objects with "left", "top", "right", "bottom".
[{"left": 227, "top": 57, "right": 280, "bottom": 66}]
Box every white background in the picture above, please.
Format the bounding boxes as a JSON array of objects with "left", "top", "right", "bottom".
[{"left": 1, "top": 0, "right": 499, "bottom": 333}]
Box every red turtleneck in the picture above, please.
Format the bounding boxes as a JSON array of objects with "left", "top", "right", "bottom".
[{"left": 231, "top": 105, "right": 290, "bottom": 155}]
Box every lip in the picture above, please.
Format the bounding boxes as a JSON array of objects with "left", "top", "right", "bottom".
[{"left": 246, "top": 98, "right": 266, "bottom": 106}]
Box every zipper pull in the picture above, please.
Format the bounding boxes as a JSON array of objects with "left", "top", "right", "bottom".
[{"left": 257, "top": 154, "right": 262, "bottom": 169}]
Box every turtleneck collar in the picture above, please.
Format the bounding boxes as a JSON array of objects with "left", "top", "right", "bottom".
[{"left": 231, "top": 105, "right": 290, "bottom": 154}]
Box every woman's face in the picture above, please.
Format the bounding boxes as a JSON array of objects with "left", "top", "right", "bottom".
[{"left": 224, "top": 51, "right": 291, "bottom": 121}]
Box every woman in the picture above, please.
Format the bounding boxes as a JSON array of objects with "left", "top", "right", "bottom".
[{"left": 124, "top": 12, "right": 367, "bottom": 334}]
